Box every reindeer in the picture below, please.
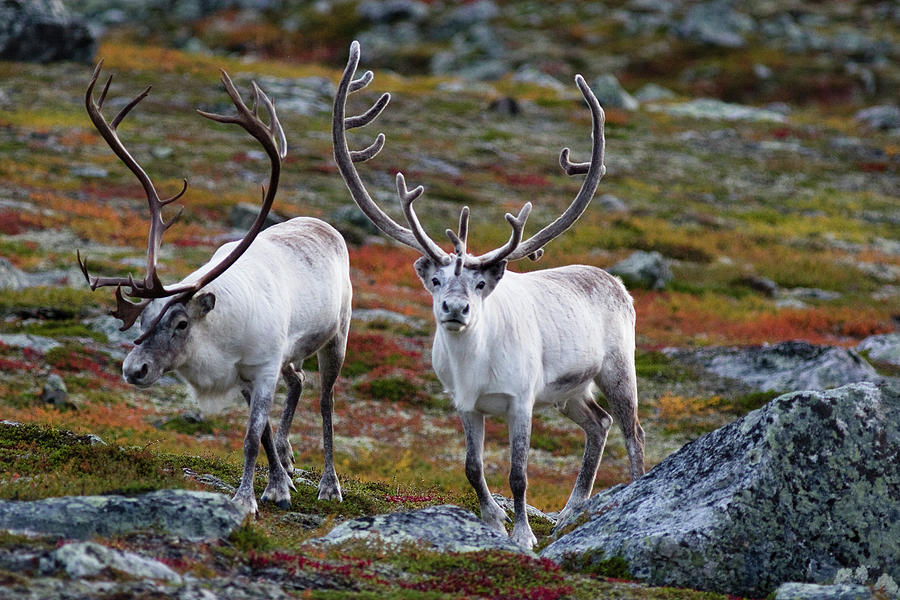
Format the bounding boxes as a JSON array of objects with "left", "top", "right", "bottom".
[
  {"left": 77, "top": 62, "right": 352, "bottom": 515},
  {"left": 332, "top": 42, "right": 644, "bottom": 549}
]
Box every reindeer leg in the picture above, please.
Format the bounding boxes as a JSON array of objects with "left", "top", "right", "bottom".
[
  {"left": 315, "top": 331, "right": 347, "bottom": 502},
  {"left": 556, "top": 394, "right": 612, "bottom": 528},
  {"left": 274, "top": 363, "right": 304, "bottom": 485},
  {"left": 234, "top": 373, "right": 288, "bottom": 514},
  {"left": 507, "top": 405, "right": 537, "bottom": 550},
  {"left": 460, "top": 410, "right": 508, "bottom": 535},
  {"left": 598, "top": 353, "right": 645, "bottom": 482}
]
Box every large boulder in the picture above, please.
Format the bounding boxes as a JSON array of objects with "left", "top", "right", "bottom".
[
  {"left": 542, "top": 382, "right": 900, "bottom": 598},
  {"left": 0, "top": 0, "right": 95, "bottom": 63},
  {"left": 313, "top": 504, "right": 527, "bottom": 554},
  {"left": 858, "top": 333, "right": 900, "bottom": 368},
  {"left": 40, "top": 541, "right": 182, "bottom": 583},
  {"left": 666, "top": 341, "right": 882, "bottom": 392},
  {"left": 607, "top": 250, "right": 672, "bottom": 290},
  {"left": 0, "top": 489, "right": 244, "bottom": 541}
]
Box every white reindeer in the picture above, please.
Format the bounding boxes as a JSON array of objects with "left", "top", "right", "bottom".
[
  {"left": 332, "top": 42, "right": 644, "bottom": 549},
  {"left": 77, "top": 63, "right": 351, "bottom": 515}
]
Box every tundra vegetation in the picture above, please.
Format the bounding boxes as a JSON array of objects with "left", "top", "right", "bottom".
[{"left": 0, "top": 1, "right": 898, "bottom": 598}]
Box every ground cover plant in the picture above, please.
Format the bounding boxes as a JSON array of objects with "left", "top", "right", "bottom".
[{"left": 0, "top": 1, "right": 897, "bottom": 597}]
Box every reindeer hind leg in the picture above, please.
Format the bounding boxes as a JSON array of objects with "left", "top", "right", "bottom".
[
  {"left": 314, "top": 324, "right": 348, "bottom": 502},
  {"left": 597, "top": 352, "right": 645, "bottom": 482}
]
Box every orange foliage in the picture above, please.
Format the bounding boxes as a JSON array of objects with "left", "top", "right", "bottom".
[{"left": 636, "top": 291, "right": 893, "bottom": 348}]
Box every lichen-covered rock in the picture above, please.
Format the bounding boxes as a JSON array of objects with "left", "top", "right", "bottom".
[
  {"left": 314, "top": 504, "right": 527, "bottom": 554},
  {"left": 0, "top": 0, "right": 95, "bottom": 63},
  {"left": 606, "top": 250, "right": 672, "bottom": 289},
  {"left": 666, "top": 341, "right": 883, "bottom": 392},
  {"left": 40, "top": 541, "right": 182, "bottom": 583},
  {"left": 858, "top": 333, "right": 900, "bottom": 367},
  {"left": 0, "top": 489, "right": 244, "bottom": 541},
  {"left": 773, "top": 582, "right": 873, "bottom": 600},
  {"left": 542, "top": 382, "right": 900, "bottom": 598}
]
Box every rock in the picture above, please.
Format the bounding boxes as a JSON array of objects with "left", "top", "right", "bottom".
[
  {"left": 858, "top": 333, "right": 900, "bottom": 367},
  {"left": 352, "top": 308, "right": 425, "bottom": 329},
  {"left": 0, "top": 257, "right": 29, "bottom": 290},
  {"left": 773, "top": 582, "right": 873, "bottom": 600},
  {"left": 229, "top": 202, "right": 284, "bottom": 231},
  {"left": 676, "top": 0, "right": 755, "bottom": 48},
  {"left": 607, "top": 250, "right": 672, "bottom": 290},
  {"left": 633, "top": 83, "right": 676, "bottom": 102},
  {"left": 596, "top": 193, "right": 628, "bottom": 213},
  {"left": 589, "top": 74, "right": 639, "bottom": 111},
  {"left": 542, "top": 381, "right": 900, "bottom": 598},
  {"left": 41, "top": 374, "right": 69, "bottom": 408},
  {"left": 0, "top": 333, "right": 61, "bottom": 354},
  {"left": 487, "top": 96, "right": 521, "bottom": 116},
  {"left": 329, "top": 204, "right": 382, "bottom": 244},
  {"left": 854, "top": 105, "right": 900, "bottom": 131},
  {"left": 313, "top": 504, "right": 527, "bottom": 554},
  {"left": 646, "top": 98, "right": 788, "bottom": 123},
  {"left": 40, "top": 541, "right": 182, "bottom": 583},
  {"left": 665, "top": 341, "right": 882, "bottom": 393},
  {"left": 0, "top": 0, "right": 95, "bottom": 63},
  {"left": 512, "top": 66, "right": 566, "bottom": 92},
  {"left": 0, "top": 489, "right": 244, "bottom": 541},
  {"left": 357, "top": 0, "right": 429, "bottom": 24},
  {"left": 739, "top": 274, "right": 779, "bottom": 297}
]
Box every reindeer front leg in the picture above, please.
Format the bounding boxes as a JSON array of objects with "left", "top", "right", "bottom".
[
  {"left": 460, "top": 410, "right": 508, "bottom": 535},
  {"left": 508, "top": 404, "right": 537, "bottom": 550}
]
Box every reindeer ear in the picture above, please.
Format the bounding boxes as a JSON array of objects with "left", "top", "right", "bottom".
[
  {"left": 483, "top": 260, "right": 507, "bottom": 283},
  {"left": 196, "top": 292, "right": 216, "bottom": 317},
  {"left": 414, "top": 256, "right": 438, "bottom": 289}
]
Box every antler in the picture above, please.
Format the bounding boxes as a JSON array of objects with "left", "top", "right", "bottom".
[
  {"left": 332, "top": 41, "right": 606, "bottom": 271},
  {"left": 77, "top": 62, "right": 286, "bottom": 339},
  {"left": 332, "top": 40, "right": 450, "bottom": 266}
]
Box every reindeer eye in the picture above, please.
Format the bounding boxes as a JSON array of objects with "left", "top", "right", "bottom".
[
  {"left": 476, "top": 281, "right": 486, "bottom": 290},
  {"left": 431, "top": 277, "right": 440, "bottom": 287},
  {"left": 175, "top": 320, "right": 189, "bottom": 331}
]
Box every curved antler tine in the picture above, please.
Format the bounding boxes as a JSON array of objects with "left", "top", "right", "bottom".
[
  {"left": 465, "top": 202, "right": 532, "bottom": 269},
  {"left": 445, "top": 206, "right": 469, "bottom": 256},
  {"left": 110, "top": 86, "right": 151, "bottom": 129},
  {"left": 349, "top": 70, "right": 373, "bottom": 93},
  {"left": 559, "top": 147, "right": 591, "bottom": 176},
  {"left": 75, "top": 250, "right": 97, "bottom": 288},
  {"left": 345, "top": 92, "right": 390, "bottom": 129},
  {"left": 350, "top": 133, "right": 385, "bottom": 163},
  {"left": 250, "top": 82, "right": 261, "bottom": 116},
  {"left": 255, "top": 84, "right": 287, "bottom": 159},
  {"left": 111, "top": 286, "right": 150, "bottom": 331},
  {"left": 397, "top": 173, "right": 449, "bottom": 265},
  {"left": 163, "top": 205, "right": 184, "bottom": 232},
  {"left": 160, "top": 179, "right": 188, "bottom": 206},
  {"left": 501, "top": 73, "right": 606, "bottom": 262}
]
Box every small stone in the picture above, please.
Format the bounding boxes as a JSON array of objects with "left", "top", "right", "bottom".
[
  {"left": 41, "top": 374, "right": 69, "bottom": 408},
  {"left": 590, "top": 74, "right": 639, "bottom": 111},
  {"left": 607, "top": 250, "right": 673, "bottom": 290}
]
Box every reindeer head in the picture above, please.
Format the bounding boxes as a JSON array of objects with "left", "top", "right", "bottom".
[
  {"left": 77, "top": 63, "right": 286, "bottom": 381},
  {"left": 332, "top": 41, "right": 606, "bottom": 334}
]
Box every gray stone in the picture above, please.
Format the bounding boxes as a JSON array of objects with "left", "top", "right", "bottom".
[
  {"left": 0, "top": 0, "right": 95, "bottom": 63},
  {"left": 512, "top": 67, "right": 566, "bottom": 92},
  {"left": 357, "top": 0, "right": 428, "bottom": 24},
  {"left": 646, "top": 98, "right": 787, "bottom": 123},
  {"left": 0, "top": 489, "right": 244, "bottom": 541},
  {"left": 229, "top": 202, "right": 284, "bottom": 231},
  {"left": 854, "top": 105, "right": 900, "bottom": 131},
  {"left": 41, "top": 374, "right": 69, "bottom": 408},
  {"left": 0, "top": 257, "right": 29, "bottom": 290},
  {"left": 676, "top": 0, "right": 755, "bottom": 48},
  {"left": 597, "top": 193, "right": 628, "bottom": 213},
  {"left": 858, "top": 334, "right": 900, "bottom": 367},
  {"left": 607, "top": 250, "right": 672, "bottom": 290},
  {"left": 666, "top": 341, "right": 881, "bottom": 393},
  {"left": 633, "top": 83, "right": 676, "bottom": 102},
  {"left": 773, "top": 582, "right": 873, "bottom": 600},
  {"left": 0, "top": 333, "right": 62, "bottom": 353},
  {"left": 590, "top": 74, "right": 639, "bottom": 111},
  {"left": 314, "top": 504, "right": 527, "bottom": 554},
  {"left": 542, "top": 382, "right": 900, "bottom": 598},
  {"left": 40, "top": 541, "right": 182, "bottom": 583}
]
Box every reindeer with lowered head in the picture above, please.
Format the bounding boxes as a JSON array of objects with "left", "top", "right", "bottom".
[
  {"left": 333, "top": 42, "right": 644, "bottom": 549},
  {"left": 78, "top": 62, "right": 352, "bottom": 515}
]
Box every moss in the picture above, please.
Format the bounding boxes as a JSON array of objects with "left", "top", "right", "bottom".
[
  {"left": 634, "top": 351, "right": 695, "bottom": 383},
  {"left": 1, "top": 320, "right": 108, "bottom": 343},
  {"left": 228, "top": 522, "right": 276, "bottom": 553},
  {"left": 0, "top": 287, "right": 100, "bottom": 319},
  {"left": 560, "top": 548, "right": 633, "bottom": 580}
]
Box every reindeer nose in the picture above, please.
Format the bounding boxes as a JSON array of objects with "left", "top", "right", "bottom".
[
  {"left": 125, "top": 362, "right": 149, "bottom": 384},
  {"left": 442, "top": 299, "right": 469, "bottom": 316}
]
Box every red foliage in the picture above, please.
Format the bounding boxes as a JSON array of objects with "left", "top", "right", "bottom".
[
  {"left": 857, "top": 162, "right": 888, "bottom": 173},
  {"left": 46, "top": 347, "right": 122, "bottom": 384},
  {"left": 0, "top": 210, "right": 34, "bottom": 235}
]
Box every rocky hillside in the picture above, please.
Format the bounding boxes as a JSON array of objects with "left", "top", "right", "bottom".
[{"left": 0, "top": 0, "right": 898, "bottom": 598}]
